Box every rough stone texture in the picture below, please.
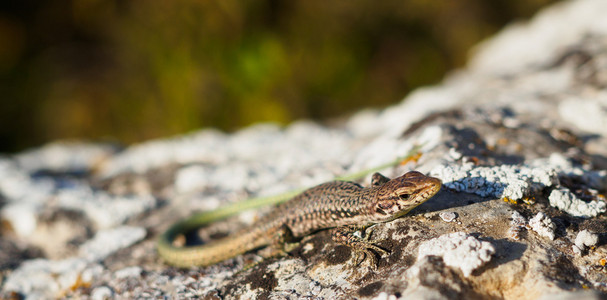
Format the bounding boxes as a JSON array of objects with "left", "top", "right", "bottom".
[
  {"left": 2, "top": 0, "right": 607, "bottom": 299},
  {"left": 416, "top": 232, "right": 495, "bottom": 277}
]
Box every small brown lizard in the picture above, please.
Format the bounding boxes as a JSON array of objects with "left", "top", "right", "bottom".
[{"left": 157, "top": 171, "right": 441, "bottom": 268}]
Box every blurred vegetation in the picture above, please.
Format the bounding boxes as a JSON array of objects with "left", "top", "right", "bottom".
[{"left": 0, "top": 0, "right": 559, "bottom": 152}]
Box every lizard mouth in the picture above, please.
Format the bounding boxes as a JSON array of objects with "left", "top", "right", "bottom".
[
  {"left": 401, "top": 175, "right": 442, "bottom": 212},
  {"left": 419, "top": 176, "right": 442, "bottom": 200},
  {"left": 375, "top": 174, "right": 442, "bottom": 222}
]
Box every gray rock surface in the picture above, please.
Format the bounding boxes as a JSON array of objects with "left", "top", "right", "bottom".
[{"left": 2, "top": 0, "right": 607, "bottom": 299}]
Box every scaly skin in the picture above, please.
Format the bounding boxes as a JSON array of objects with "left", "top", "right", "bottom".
[{"left": 157, "top": 171, "right": 442, "bottom": 268}]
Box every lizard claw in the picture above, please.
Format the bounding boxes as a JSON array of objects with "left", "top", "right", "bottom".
[
  {"left": 332, "top": 225, "right": 390, "bottom": 269},
  {"left": 352, "top": 248, "right": 383, "bottom": 270}
]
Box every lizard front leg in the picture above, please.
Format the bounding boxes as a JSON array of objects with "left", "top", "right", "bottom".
[{"left": 331, "top": 225, "right": 388, "bottom": 269}]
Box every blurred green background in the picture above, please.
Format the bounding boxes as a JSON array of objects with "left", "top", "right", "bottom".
[{"left": 0, "top": 0, "right": 559, "bottom": 152}]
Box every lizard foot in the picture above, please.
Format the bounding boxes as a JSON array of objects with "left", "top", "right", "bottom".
[{"left": 332, "top": 225, "right": 389, "bottom": 270}]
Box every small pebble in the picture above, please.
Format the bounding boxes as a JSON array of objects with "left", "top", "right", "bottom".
[
  {"left": 91, "top": 286, "right": 113, "bottom": 300},
  {"left": 439, "top": 211, "right": 458, "bottom": 222}
]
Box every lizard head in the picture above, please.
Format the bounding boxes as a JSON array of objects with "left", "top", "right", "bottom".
[{"left": 368, "top": 171, "right": 441, "bottom": 223}]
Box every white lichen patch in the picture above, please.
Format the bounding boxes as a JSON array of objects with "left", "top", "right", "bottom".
[
  {"left": 57, "top": 185, "right": 157, "bottom": 229},
  {"left": 0, "top": 158, "right": 54, "bottom": 207},
  {"left": 174, "top": 164, "right": 212, "bottom": 194},
  {"left": 0, "top": 202, "right": 39, "bottom": 237},
  {"left": 417, "top": 232, "right": 495, "bottom": 277},
  {"left": 431, "top": 154, "right": 607, "bottom": 218},
  {"left": 98, "top": 123, "right": 356, "bottom": 180},
  {"left": 14, "top": 141, "right": 115, "bottom": 174},
  {"left": 559, "top": 96, "right": 607, "bottom": 136},
  {"left": 97, "top": 129, "right": 229, "bottom": 177},
  {"left": 528, "top": 212, "right": 556, "bottom": 240},
  {"left": 272, "top": 273, "right": 330, "bottom": 299},
  {"left": 508, "top": 211, "right": 528, "bottom": 241},
  {"left": 79, "top": 226, "right": 146, "bottom": 262},
  {"left": 549, "top": 189, "right": 606, "bottom": 218},
  {"left": 372, "top": 292, "right": 399, "bottom": 300},
  {"left": 114, "top": 266, "right": 143, "bottom": 279},
  {"left": 2, "top": 258, "right": 102, "bottom": 298},
  {"left": 573, "top": 230, "right": 600, "bottom": 256},
  {"left": 431, "top": 162, "right": 558, "bottom": 200},
  {"left": 510, "top": 211, "right": 526, "bottom": 227},
  {"left": 91, "top": 286, "right": 114, "bottom": 300},
  {"left": 350, "top": 125, "right": 441, "bottom": 174},
  {"left": 0, "top": 155, "right": 157, "bottom": 236},
  {"left": 535, "top": 153, "right": 606, "bottom": 190}
]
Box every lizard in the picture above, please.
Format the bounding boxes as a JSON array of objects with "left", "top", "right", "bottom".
[{"left": 157, "top": 171, "right": 442, "bottom": 268}]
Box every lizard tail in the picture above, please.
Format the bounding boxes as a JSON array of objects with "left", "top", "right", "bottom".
[{"left": 157, "top": 212, "right": 265, "bottom": 268}]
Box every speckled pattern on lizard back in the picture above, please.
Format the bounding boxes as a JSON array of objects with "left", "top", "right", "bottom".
[{"left": 157, "top": 171, "right": 442, "bottom": 268}]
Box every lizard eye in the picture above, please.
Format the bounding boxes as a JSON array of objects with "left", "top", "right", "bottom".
[{"left": 399, "top": 194, "right": 411, "bottom": 201}]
